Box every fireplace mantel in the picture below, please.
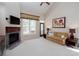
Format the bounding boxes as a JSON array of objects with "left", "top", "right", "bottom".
[{"left": 6, "top": 27, "right": 20, "bottom": 33}]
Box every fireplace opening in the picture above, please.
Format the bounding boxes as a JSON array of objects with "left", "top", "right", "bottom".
[{"left": 9, "top": 32, "right": 19, "bottom": 45}]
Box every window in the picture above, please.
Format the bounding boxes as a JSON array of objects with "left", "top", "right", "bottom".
[{"left": 22, "top": 19, "right": 36, "bottom": 34}]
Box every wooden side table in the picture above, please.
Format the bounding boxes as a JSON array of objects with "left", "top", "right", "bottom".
[
  {"left": 43, "top": 34, "right": 46, "bottom": 38},
  {"left": 65, "top": 38, "right": 77, "bottom": 47},
  {"left": 76, "top": 38, "right": 79, "bottom": 47}
]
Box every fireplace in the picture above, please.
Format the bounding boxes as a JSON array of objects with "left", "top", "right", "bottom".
[
  {"left": 8, "top": 32, "right": 19, "bottom": 45},
  {"left": 6, "top": 27, "right": 20, "bottom": 48}
]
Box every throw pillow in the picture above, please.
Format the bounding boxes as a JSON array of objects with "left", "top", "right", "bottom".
[{"left": 61, "top": 35, "right": 65, "bottom": 39}]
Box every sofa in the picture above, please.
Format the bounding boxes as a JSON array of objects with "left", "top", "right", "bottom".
[{"left": 47, "top": 32, "right": 68, "bottom": 45}]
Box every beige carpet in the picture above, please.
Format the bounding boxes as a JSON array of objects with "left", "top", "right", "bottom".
[{"left": 5, "top": 37, "right": 79, "bottom": 56}]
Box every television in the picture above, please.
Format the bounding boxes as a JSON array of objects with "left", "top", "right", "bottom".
[{"left": 10, "top": 15, "right": 20, "bottom": 25}]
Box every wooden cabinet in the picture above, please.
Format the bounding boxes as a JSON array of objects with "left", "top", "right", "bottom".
[{"left": 0, "top": 35, "right": 5, "bottom": 56}]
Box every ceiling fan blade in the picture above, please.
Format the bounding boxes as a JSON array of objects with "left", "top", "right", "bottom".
[
  {"left": 40, "top": 2, "right": 43, "bottom": 6},
  {"left": 46, "top": 2, "right": 50, "bottom": 5},
  {"left": 40, "top": 2, "right": 50, "bottom": 6}
]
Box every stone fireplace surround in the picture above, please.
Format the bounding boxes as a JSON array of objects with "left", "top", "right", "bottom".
[{"left": 6, "top": 27, "right": 20, "bottom": 48}]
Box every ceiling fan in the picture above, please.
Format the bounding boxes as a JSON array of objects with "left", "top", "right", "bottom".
[{"left": 40, "top": 2, "right": 50, "bottom": 6}]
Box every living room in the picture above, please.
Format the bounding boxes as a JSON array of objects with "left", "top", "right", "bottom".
[{"left": 0, "top": 2, "right": 79, "bottom": 56}]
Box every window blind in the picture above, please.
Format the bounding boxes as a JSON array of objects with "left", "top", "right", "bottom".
[{"left": 20, "top": 13, "right": 40, "bottom": 21}]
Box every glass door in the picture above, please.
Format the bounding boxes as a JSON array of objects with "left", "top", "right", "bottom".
[{"left": 40, "top": 23, "right": 44, "bottom": 36}]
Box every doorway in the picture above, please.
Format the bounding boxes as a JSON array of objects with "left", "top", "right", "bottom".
[{"left": 40, "top": 23, "right": 45, "bottom": 37}]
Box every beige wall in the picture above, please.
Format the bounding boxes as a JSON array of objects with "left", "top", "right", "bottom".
[
  {"left": 5, "top": 2, "right": 20, "bottom": 18},
  {"left": 5, "top": 2, "right": 20, "bottom": 27},
  {"left": 45, "top": 2, "right": 79, "bottom": 38},
  {"left": 0, "top": 2, "right": 21, "bottom": 35},
  {"left": 0, "top": 5, "right": 6, "bottom": 35}
]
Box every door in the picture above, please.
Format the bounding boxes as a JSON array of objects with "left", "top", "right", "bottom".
[{"left": 40, "top": 23, "right": 45, "bottom": 36}]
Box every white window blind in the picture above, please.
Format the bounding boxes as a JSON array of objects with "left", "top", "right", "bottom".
[{"left": 22, "top": 19, "right": 36, "bottom": 34}]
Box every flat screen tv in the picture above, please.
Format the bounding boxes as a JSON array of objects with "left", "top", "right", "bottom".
[{"left": 10, "top": 15, "right": 20, "bottom": 25}]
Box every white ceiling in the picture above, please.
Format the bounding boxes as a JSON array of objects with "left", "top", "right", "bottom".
[{"left": 20, "top": 2, "right": 54, "bottom": 16}]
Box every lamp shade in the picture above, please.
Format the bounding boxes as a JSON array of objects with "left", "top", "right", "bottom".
[
  {"left": 69, "top": 29, "right": 75, "bottom": 33},
  {"left": 47, "top": 28, "right": 50, "bottom": 30}
]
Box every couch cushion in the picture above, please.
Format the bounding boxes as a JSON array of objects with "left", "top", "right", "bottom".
[{"left": 54, "top": 32, "right": 68, "bottom": 38}]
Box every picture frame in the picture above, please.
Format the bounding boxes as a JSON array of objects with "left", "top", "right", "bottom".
[{"left": 52, "top": 17, "right": 66, "bottom": 28}]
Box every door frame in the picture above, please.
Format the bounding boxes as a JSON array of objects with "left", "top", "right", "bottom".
[{"left": 40, "top": 23, "right": 45, "bottom": 36}]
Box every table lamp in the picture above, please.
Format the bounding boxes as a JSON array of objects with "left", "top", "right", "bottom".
[{"left": 69, "top": 29, "right": 75, "bottom": 39}]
